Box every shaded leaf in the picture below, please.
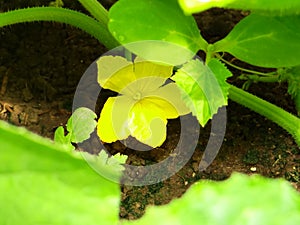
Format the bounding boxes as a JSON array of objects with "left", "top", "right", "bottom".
[
  {"left": 214, "top": 14, "right": 300, "bottom": 68},
  {"left": 67, "top": 107, "right": 97, "bottom": 143},
  {"left": 279, "top": 66, "right": 300, "bottom": 116}
]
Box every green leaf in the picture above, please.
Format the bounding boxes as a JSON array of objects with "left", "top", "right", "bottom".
[
  {"left": 0, "top": 120, "right": 123, "bottom": 225},
  {"left": 123, "top": 173, "right": 300, "bottom": 225},
  {"left": 172, "top": 58, "right": 232, "bottom": 126},
  {"left": 179, "top": 0, "right": 300, "bottom": 15},
  {"left": 108, "top": 0, "right": 206, "bottom": 65},
  {"left": 82, "top": 151, "right": 127, "bottom": 182},
  {"left": 213, "top": 13, "right": 300, "bottom": 68},
  {"left": 67, "top": 107, "right": 97, "bottom": 143},
  {"left": 54, "top": 126, "right": 74, "bottom": 151}
]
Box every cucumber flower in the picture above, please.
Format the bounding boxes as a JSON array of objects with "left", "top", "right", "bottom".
[{"left": 96, "top": 56, "right": 190, "bottom": 148}]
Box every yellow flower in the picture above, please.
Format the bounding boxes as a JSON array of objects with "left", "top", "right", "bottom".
[{"left": 97, "top": 56, "right": 190, "bottom": 148}]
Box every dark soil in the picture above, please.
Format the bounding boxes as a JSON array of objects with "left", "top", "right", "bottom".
[{"left": 1, "top": 1, "right": 299, "bottom": 221}]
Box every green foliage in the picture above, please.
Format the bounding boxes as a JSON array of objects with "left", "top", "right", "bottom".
[
  {"left": 2, "top": 118, "right": 300, "bottom": 224},
  {"left": 108, "top": 0, "right": 207, "bottom": 64},
  {"left": 0, "top": 120, "right": 123, "bottom": 225},
  {"left": 49, "top": 0, "right": 64, "bottom": 7},
  {"left": 54, "top": 107, "right": 97, "bottom": 149},
  {"left": 54, "top": 126, "right": 74, "bottom": 150},
  {"left": 83, "top": 150, "right": 128, "bottom": 183},
  {"left": 213, "top": 13, "right": 300, "bottom": 68},
  {"left": 107, "top": 0, "right": 300, "bottom": 145},
  {"left": 179, "top": 0, "right": 300, "bottom": 15},
  {"left": 278, "top": 66, "right": 300, "bottom": 116},
  {"left": 2, "top": 1, "right": 300, "bottom": 223},
  {"left": 123, "top": 173, "right": 300, "bottom": 225},
  {"left": 172, "top": 58, "right": 232, "bottom": 126}
]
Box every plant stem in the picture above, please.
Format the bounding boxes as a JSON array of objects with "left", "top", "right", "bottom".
[
  {"left": 0, "top": 7, "right": 118, "bottom": 49},
  {"left": 77, "top": 0, "right": 109, "bottom": 25},
  {"left": 239, "top": 74, "right": 280, "bottom": 83},
  {"left": 216, "top": 54, "right": 276, "bottom": 77},
  {"left": 229, "top": 85, "right": 300, "bottom": 146}
]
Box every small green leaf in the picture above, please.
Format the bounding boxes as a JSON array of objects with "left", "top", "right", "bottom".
[
  {"left": 54, "top": 125, "right": 67, "bottom": 143},
  {"left": 123, "top": 173, "right": 300, "bottom": 225},
  {"left": 214, "top": 13, "right": 300, "bottom": 68},
  {"left": 172, "top": 58, "right": 232, "bottom": 126},
  {"left": 108, "top": 0, "right": 207, "bottom": 65},
  {"left": 179, "top": 0, "right": 300, "bottom": 15},
  {"left": 82, "top": 151, "right": 127, "bottom": 182},
  {"left": 0, "top": 120, "right": 122, "bottom": 225},
  {"left": 54, "top": 126, "right": 74, "bottom": 151},
  {"left": 67, "top": 107, "right": 97, "bottom": 143}
]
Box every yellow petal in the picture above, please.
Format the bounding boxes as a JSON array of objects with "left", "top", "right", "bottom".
[
  {"left": 97, "top": 96, "right": 134, "bottom": 143},
  {"left": 133, "top": 59, "right": 173, "bottom": 80},
  {"left": 147, "top": 83, "right": 191, "bottom": 117},
  {"left": 120, "top": 76, "right": 167, "bottom": 96},
  {"left": 97, "top": 56, "right": 173, "bottom": 94},
  {"left": 128, "top": 101, "right": 168, "bottom": 148},
  {"left": 97, "top": 56, "right": 135, "bottom": 92},
  {"left": 120, "top": 58, "right": 173, "bottom": 95}
]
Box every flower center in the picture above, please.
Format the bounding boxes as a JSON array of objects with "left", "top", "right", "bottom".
[{"left": 133, "top": 92, "right": 142, "bottom": 101}]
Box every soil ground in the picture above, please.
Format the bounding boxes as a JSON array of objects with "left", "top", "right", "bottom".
[{"left": 1, "top": 0, "right": 299, "bottom": 220}]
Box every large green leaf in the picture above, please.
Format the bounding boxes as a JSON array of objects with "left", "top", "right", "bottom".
[
  {"left": 108, "top": 0, "right": 206, "bottom": 65},
  {"left": 179, "top": 0, "right": 300, "bottom": 15},
  {"left": 172, "top": 58, "right": 232, "bottom": 126},
  {"left": 213, "top": 14, "right": 300, "bottom": 68},
  {"left": 0, "top": 120, "right": 123, "bottom": 225},
  {"left": 123, "top": 173, "right": 300, "bottom": 225}
]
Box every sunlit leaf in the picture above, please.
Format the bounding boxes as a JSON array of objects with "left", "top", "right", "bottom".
[
  {"left": 213, "top": 13, "right": 300, "bottom": 68},
  {"left": 108, "top": 0, "right": 207, "bottom": 65},
  {"left": 123, "top": 173, "right": 300, "bottom": 225},
  {"left": 179, "top": 0, "right": 300, "bottom": 15},
  {"left": 0, "top": 120, "right": 123, "bottom": 225},
  {"left": 172, "top": 58, "right": 232, "bottom": 126}
]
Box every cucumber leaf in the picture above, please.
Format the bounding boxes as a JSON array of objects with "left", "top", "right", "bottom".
[
  {"left": 0, "top": 120, "right": 123, "bottom": 225},
  {"left": 172, "top": 58, "right": 232, "bottom": 126},
  {"left": 54, "top": 126, "right": 74, "bottom": 150},
  {"left": 108, "top": 0, "right": 207, "bottom": 65},
  {"left": 123, "top": 173, "right": 300, "bottom": 225},
  {"left": 54, "top": 107, "right": 97, "bottom": 146},
  {"left": 179, "top": 0, "right": 300, "bottom": 15},
  {"left": 67, "top": 107, "right": 97, "bottom": 143},
  {"left": 214, "top": 13, "right": 300, "bottom": 68}
]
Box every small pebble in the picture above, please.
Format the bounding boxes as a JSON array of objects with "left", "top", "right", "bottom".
[{"left": 250, "top": 167, "right": 257, "bottom": 172}]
